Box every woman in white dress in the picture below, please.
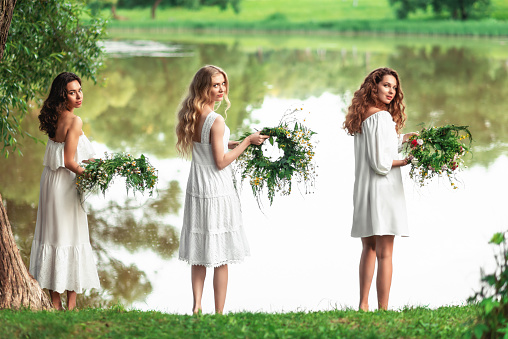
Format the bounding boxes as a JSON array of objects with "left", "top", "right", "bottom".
[
  {"left": 29, "top": 72, "right": 100, "bottom": 310},
  {"left": 176, "top": 65, "right": 268, "bottom": 314},
  {"left": 343, "top": 67, "right": 416, "bottom": 311}
]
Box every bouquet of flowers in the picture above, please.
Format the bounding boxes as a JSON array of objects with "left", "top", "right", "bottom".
[
  {"left": 76, "top": 152, "right": 158, "bottom": 197},
  {"left": 236, "top": 108, "right": 317, "bottom": 205},
  {"left": 404, "top": 124, "right": 472, "bottom": 188}
]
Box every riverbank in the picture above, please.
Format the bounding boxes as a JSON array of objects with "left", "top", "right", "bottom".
[
  {"left": 0, "top": 304, "right": 479, "bottom": 338},
  {"left": 107, "top": 18, "right": 508, "bottom": 37}
]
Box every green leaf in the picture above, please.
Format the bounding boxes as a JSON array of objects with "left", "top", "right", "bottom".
[
  {"left": 473, "top": 324, "right": 489, "bottom": 339},
  {"left": 481, "top": 298, "right": 498, "bottom": 314},
  {"left": 490, "top": 232, "right": 505, "bottom": 245}
]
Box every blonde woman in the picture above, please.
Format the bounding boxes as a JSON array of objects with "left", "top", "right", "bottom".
[{"left": 176, "top": 65, "right": 268, "bottom": 314}]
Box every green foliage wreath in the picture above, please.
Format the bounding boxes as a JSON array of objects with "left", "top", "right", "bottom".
[
  {"left": 404, "top": 124, "right": 472, "bottom": 188},
  {"left": 76, "top": 152, "right": 158, "bottom": 198},
  {"left": 237, "top": 121, "right": 316, "bottom": 205}
]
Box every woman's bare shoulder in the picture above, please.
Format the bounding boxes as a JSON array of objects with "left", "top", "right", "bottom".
[{"left": 364, "top": 107, "right": 383, "bottom": 119}]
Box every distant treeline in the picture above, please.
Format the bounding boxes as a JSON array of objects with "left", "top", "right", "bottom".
[{"left": 87, "top": 0, "right": 240, "bottom": 19}]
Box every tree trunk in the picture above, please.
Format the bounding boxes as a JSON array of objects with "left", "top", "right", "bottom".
[
  {"left": 111, "top": 5, "right": 128, "bottom": 20},
  {"left": 0, "top": 0, "right": 17, "bottom": 60},
  {"left": 0, "top": 0, "right": 52, "bottom": 311},
  {"left": 0, "top": 194, "right": 52, "bottom": 310},
  {"left": 152, "top": 0, "right": 162, "bottom": 19}
]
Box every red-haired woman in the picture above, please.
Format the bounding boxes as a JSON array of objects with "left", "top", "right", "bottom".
[{"left": 343, "top": 67, "right": 416, "bottom": 311}]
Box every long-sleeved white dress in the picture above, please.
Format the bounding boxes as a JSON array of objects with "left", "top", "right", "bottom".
[{"left": 351, "top": 110, "right": 409, "bottom": 238}]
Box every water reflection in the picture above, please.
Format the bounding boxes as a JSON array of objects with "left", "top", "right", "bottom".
[
  {"left": 1, "top": 35, "right": 508, "bottom": 311},
  {"left": 81, "top": 40, "right": 508, "bottom": 164},
  {"left": 3, "top": 178, "right": 181, "bottom": 307}
]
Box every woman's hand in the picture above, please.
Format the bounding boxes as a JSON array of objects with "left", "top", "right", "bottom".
[
  {"left": 393, "top": 155, "right": 413, "bottom": 167},
  {"left": 248, "top": 131, "right": 269, "bottom": 146},
  {"left": 402, "top": 132, "right": 419, "bottom": 143},
  {"left": 82, "top": 158, "right": 97, "bottom": 164}
]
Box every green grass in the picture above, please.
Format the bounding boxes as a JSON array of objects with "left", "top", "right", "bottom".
[
  {"left": 99, "top": 0, "right": 508, "bottom": 36},
  {"left": 0, "top": 304, "right": 480, "bottom": 338}
]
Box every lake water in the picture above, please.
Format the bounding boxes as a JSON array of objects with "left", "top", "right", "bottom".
[{"left": 1, "top": 33, "right": 508, "bottom": 313}]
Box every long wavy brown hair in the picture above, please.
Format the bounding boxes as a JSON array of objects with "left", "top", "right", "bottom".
[
  {"left": 38, "top": 72, "right": 82, "bottom": 138},
  {"left": 176, "top": 65, "right": 231, "bottom": 157},
  {"left": 343, "top": 67, "right": 406, "bottom": 135}
]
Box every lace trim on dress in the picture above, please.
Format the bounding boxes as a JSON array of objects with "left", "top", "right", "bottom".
[{"left": 178, "top": 258, "right": 246, "bottom": 268}]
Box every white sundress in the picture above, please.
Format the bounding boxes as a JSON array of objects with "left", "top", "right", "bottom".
[
  {"left": 178, "top": 112, "right": 250, "bottom": 267},
  {"left": 351, "top": 110, "right": 409, "bottom": 238},
  {"left": 29, "top": 134, "right": 100, "bottom": 293}
]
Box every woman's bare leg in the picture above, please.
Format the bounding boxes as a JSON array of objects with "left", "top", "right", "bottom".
[
  {"left": 359, "top": 237, "right": 377, "bottom": 311},
  {"left": 67, "top": 291, "right": 77, "bottom": 310},
  {"left": 213, "top": 264, "right": 228, "bottom": 314},
  {"left": 191, "top": 265, "right": 206, "bottom": 314},
  {"left": 49, "top": 290, "right": 63, "bottom": 310},
  {"left": 376, "top": 235, "right": 395, "bottom": 310}
]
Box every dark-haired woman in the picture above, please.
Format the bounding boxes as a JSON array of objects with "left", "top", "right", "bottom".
[
  {"left": 343, "top": 67, "right": 416, "bottom": 311},
  {"left": 29, "top": 72, "right": 100, "bottom": 310}
]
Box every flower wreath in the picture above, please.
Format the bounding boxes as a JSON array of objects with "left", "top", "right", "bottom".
[
  {"left": 236, "top": 120, "right": 316, "bottom": 205},
  {"left": 76, "top": 152, "right": 158, "bottom": 198},
  {"left": 404, "top": 124, "right": 472, "bottom": 188}
]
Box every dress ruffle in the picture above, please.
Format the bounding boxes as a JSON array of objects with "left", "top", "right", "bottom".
[
  {"left": 43, "top": 134, "right": 95, "bottom": 170},
  {"left": 29, "top": 240, "right": 100, "bottom": 293}
]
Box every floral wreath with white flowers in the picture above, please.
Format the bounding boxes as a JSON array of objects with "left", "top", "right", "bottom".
[
  {"left": 76, "top": 152, "right": 158, "bottom": 199},
  {"left": 404, "top": 124, "right": 473, "bottom": 188},
  {"left": 236, "top": 108, "right": 317, "bottom": 205}
]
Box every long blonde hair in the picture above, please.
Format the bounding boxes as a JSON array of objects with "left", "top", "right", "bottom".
[
  {"left": 176, "top": 65, "right": 231, "bottom": 157},
  {"left": 343, "top": 67, "right": 406, "bottom": 135}
]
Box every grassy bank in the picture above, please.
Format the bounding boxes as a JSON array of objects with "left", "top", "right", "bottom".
[
  {"left": 108, "top": 18, "right": 508, "bottom": 37},
  {"left": 0, "top": 305, "right": 480, "bottom": 338},
  {"left": 101, "top": 0, "right": 508, "bottom": 36}
]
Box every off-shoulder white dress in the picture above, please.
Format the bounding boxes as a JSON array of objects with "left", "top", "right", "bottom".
[
  {"left": 178, "top": 112, "right": 250, "bottom": 267},
  {"left": 29, "top": 134, "right": 100, "bottom": 293},
  {"left": 351, "top": 111, "right": 409, "bottom": 238}
]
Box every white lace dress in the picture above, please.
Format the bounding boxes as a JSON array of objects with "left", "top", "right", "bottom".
[
  {"left": 29, "top": 134, "right": 100, "bottom": 293},
  {"left": 351, "top": 111, "right": 409, "bottom": 238},
  {"left": 179, "top": 112, "right": 250, "bottom": 267}
]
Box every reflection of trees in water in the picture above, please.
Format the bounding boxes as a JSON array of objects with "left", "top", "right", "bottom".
[
  {"left": 83, "top": 43, "right": 268, "bottom": 157},
  {"left": 5, "top": 181, "right": 181, "bottom": 308},
  {"left": 389, "top": 46, "right": 508, "bottom": 166}
]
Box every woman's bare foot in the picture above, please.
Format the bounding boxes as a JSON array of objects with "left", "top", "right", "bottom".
[
  {"left": 49, "top": 290, "right": 64, "bottom": 310},
  {"left": 67, "top": 291, "right": 77, "bottom": 310},
  {"left": 359, "top": 303, "right": 369, "bottom": 312}
]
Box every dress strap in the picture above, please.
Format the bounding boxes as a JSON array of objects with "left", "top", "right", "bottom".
[{"left": 201, "top": 112, "right": 219, "bottom": 144}]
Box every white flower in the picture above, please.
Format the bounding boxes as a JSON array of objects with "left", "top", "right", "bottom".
[
  {"left": 441, "top": 165, "right": 448, "bottom": 170},
  {"left": 417, "top": 139, "right": 424, "bottom": 145}
]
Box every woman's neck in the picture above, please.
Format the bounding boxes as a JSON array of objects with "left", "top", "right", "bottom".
[{"left": 203, "top": 102, "right": 215, "bottom": 114}]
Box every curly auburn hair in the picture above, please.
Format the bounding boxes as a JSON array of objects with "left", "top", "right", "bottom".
[
  {"left": 176, "top": 65, "right": 231, "bottom": 157},
  {"left": 343, "top": 67, "right": 406, "bottom": 135},
  {"left": 38, "top": 72, "right": 82, "bottom": 138}
]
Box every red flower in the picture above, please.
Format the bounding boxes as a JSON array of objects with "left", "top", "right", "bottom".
[{"left": 411, "top": 139, "right": 418, "bottom": 147}]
